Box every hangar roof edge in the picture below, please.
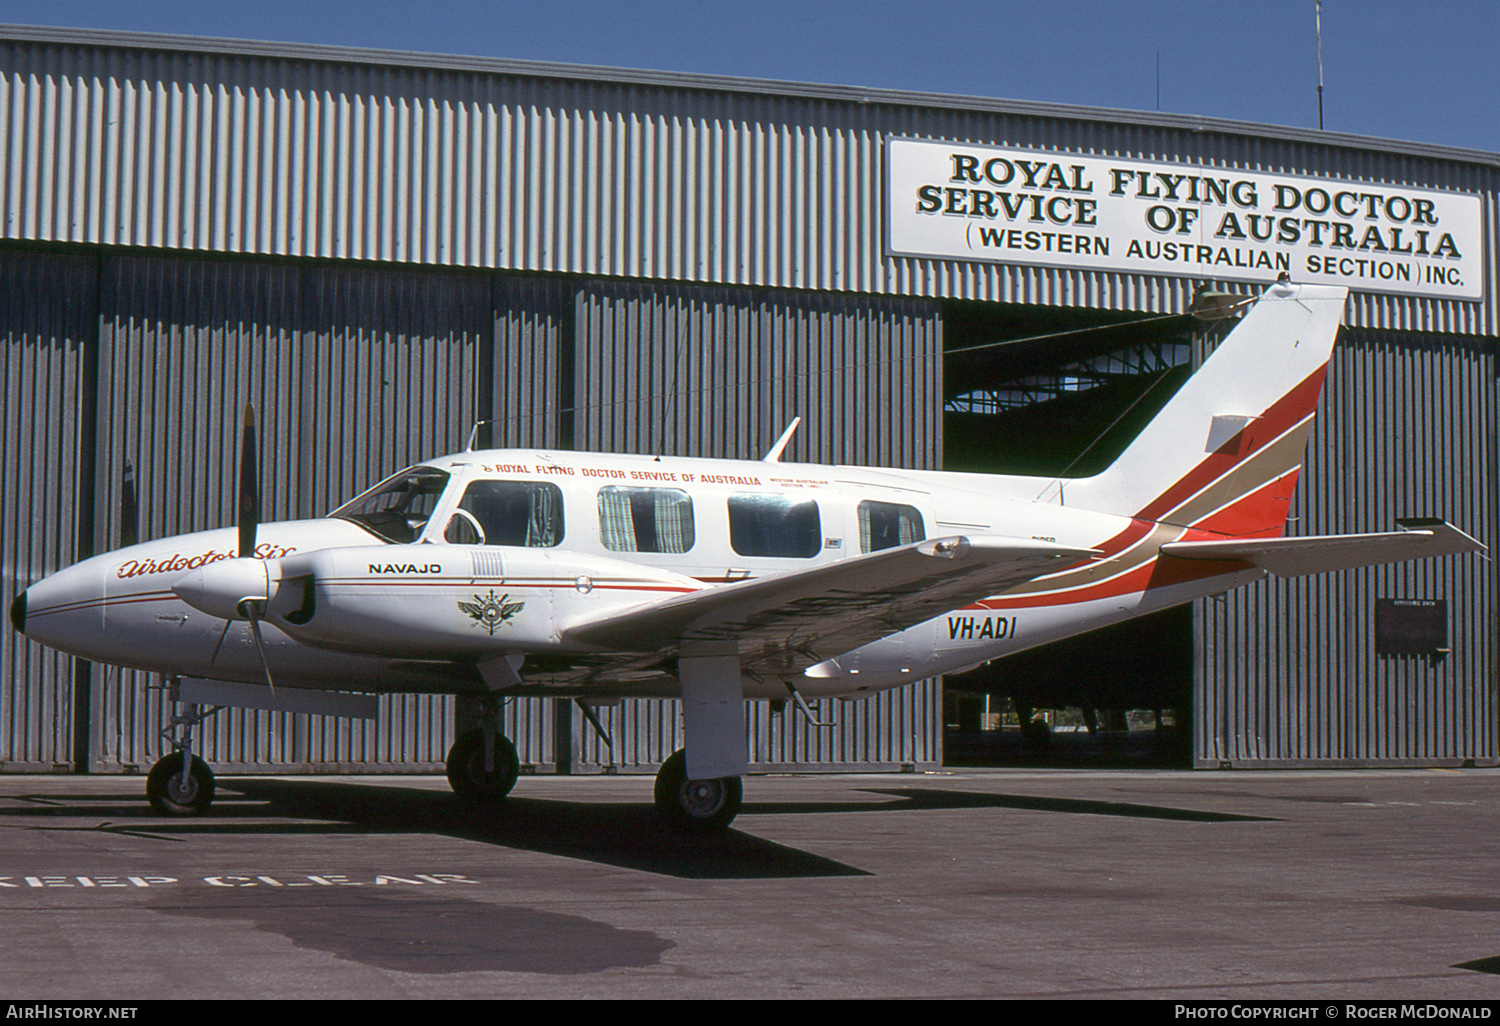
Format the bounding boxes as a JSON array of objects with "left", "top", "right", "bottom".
[{"left": 4, "top": 22, "right": 1498, "bottom": 172}]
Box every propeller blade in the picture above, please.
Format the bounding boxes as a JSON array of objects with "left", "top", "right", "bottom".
[
  {"left": 237, "top": 404, "right": 259, "bottom": 559},
  {"left": 237, "top": 598, "right": 276, "bottom": 694},
  {"left": 120, "top": 457, "right": 139, "bottom": 548}
]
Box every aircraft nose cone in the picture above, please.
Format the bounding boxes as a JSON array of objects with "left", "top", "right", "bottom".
[
  {"left": 14, "top": 559, "right": 110, "bottom": 656},
  {"left": 9, "top": 589, "right": 25, "bottom": 635}
]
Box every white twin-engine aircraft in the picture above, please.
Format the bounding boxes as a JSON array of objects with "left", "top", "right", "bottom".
[{"left": 10, "top": 282, "right": 1482, "bottom": 831}]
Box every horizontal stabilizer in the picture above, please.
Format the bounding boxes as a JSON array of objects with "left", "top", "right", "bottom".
[
  {"left": 562, "top": 535, "right": 1097, "bottom": 672},
  {"left": 1159, "top": 519, "right": 1484, "bottom": 577}
]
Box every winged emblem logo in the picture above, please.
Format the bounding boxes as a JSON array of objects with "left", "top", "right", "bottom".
[{"left": 458, "top": 590, "right": 526, "bottom": 635}]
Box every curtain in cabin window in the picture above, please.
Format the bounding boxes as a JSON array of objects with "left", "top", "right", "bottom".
[
  {"left": 598, "top": 486, "right": 695, "bottom": 553},
  {"left": 598, "top": 488, "right": 636, "bottom": 551},
  {"left": 858, "top": 500, "right": 925, "bottom": 553},
  {"left": 653, "top": 489, "right": 694, "bottom": 553}
]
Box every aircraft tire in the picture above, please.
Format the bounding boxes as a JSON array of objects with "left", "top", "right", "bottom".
[
  {"left": 1020, "top": 717, "right": 1053, "bottom": 759},
  {"left": 653, "top": 749, "right": 742, "bottom": 832},
  {"left": 446, "top": 729, "right": 520, "bottom": 800},
  {"left": 146, "top": 752, "right": 216, "bottom": 815}
]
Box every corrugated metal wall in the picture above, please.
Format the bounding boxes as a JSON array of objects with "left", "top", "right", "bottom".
[
  {"left": 575, "top": 281, "right": 939, "bottom": 466},
  {"left": 1196, "top": 328, "right": 1498, "bottom": 766},
  {"left": 1, "top": 31, "right": 1496, "bottom": 335},
  {"left": 0, "top": 249, "right": 93, "bottom": 770}
]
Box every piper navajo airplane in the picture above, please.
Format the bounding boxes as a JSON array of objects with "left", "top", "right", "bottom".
[{"left": 9, "top": 281, "right": 1482, "bottom": 831}]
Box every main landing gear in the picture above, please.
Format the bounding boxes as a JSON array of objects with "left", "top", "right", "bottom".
[
  {"left": 445, "top": 694, "right": 520, "bottom": 801},
  {"left": 441, "top": 729, "right": 742, "bottom": 832},
  {"left": 653, "top": 749, "right": 742, "bottom": 832},
  {"left": 143, "top": 683, "right": 743, "bottom": 832},
  {"left": 445, "top": 728, "right": 520, "bottom": 799}
]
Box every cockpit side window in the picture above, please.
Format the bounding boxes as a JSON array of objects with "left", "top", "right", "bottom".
[
  {"left": 331, "top": 467, "right": 451, "bottom": 544},
  {"left": 445, "top": 480, "right": 565, "bottom": 547}
]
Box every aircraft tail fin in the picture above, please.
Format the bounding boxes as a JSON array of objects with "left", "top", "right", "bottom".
[{"left": 1064, "top": 281, "right": 1348, "bottom": 537}]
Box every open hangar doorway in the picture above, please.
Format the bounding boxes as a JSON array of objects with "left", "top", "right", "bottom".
[{"left": 939, "top": 295, "right": 1228, "bottom": 767}]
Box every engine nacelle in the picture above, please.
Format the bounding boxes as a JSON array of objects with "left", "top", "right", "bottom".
[
  {"left": 172, "top": 558, "right": 276, "bottom": 621},
  {"left": 265, "top": 545, "right": 699, "bottom": 658}
]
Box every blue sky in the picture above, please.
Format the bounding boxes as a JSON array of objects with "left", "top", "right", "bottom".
[{"left": 1, "top": 1, "right": 1496, "bottom": 153}]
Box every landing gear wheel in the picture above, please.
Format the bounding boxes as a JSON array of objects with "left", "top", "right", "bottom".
[
  {"left": 146, "top": 752, "right": 216, "bottom": 815},
  {"left": 1020, "top": 717, "right": 1053, "bottom": 760},
  {"left": 446, "top": 729, "right": 520, "bottom": 800},
  {"left": 653, "top": 749, "right": 742, "bottom": 832}
]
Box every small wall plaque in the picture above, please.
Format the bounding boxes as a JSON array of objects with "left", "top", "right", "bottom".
[{"left": 1375, "top": 598, "right": 1448, "bottom": 656}]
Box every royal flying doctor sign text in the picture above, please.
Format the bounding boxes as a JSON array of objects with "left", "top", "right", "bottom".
[{"left": 886, "top": 138, "right": 1484, "bottom": 300}]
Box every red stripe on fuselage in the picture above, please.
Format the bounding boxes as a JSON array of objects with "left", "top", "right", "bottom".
[{"left": 28, "top": 592, "right": 179, "bottom": 618}]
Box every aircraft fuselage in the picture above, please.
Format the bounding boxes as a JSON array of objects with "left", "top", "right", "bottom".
[{"left": 16, "top": 448, "right": 1257, "bottom": 701}]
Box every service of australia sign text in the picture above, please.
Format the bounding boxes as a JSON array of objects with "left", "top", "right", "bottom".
[{"left": 886, "top": 138, "right": 1483, "bottom": 300}]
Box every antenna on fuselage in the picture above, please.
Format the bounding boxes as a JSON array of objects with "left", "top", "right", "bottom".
[
  {"left": 464, "top": 420, "right": 494, "bottom": 452},
  {"left": 761, "top": 417, "right": 802, "bottom": 463}
]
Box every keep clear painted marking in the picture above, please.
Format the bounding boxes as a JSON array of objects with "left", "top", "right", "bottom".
[
  {"left": 0, "top": 873, "right": 479, "bottom": 889},
  {"left": 206, "top": 873, "right": 478, "bottom": 888}
]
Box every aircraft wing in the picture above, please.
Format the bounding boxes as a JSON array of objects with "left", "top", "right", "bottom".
[
  {"left": 1159, "top": 518, "right": 1484, "bottom": 576},
  {"left": 559, "top": 536, "right": 1096, "bottom": 674}
]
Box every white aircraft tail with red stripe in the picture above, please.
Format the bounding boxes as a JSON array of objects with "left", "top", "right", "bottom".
[{"left": 1066, "top": 281, "right": 1349, "bottom": 537}]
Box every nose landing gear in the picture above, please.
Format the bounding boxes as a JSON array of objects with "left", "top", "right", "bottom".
[
  {"left": 146, "top": 683, "right": 222, "bottom": 815},
  {"left": 146, "top": 750, "right": 216, "bottom": 815}
]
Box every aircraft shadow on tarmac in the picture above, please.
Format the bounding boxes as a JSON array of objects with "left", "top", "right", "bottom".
[
  {"left": 7, "top": 780, "right": 866, "bottom": 880},
  {"left": 6, "top": 778, "right": 1277, "bottom": 879},
  {"left": 849, "top": 788, "right": 1278, "bottom": 822}
]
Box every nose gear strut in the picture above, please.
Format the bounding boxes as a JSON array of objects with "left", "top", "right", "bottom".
[{"left": 145, "top": 676, "right": 221, "bottom": 815}]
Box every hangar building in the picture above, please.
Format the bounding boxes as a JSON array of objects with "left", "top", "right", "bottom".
[{"left": 1, "top": 25, "right": 1495, "bottom": 776}]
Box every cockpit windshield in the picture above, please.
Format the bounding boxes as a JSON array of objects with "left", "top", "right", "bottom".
[{"left": 330, "top": 466, "right": 451, "bottom": 543}]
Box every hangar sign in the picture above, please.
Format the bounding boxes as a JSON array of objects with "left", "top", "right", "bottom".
[{"left": 887, "top": 138, "right": 1484, "bottom": 300}]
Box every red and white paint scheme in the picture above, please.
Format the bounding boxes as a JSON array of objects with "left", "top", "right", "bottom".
[{"left": 11, "top": 281, "right": 1481, "bottom": 830}]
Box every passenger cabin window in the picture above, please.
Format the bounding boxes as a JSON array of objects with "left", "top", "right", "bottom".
[
  {"left": 331, "top": 467, "right": 450, "bottom": 544},
  {"left": 727, "top": 494, "right": 821, "bottom": 558},
  {"left": 598, "top": 486, "right": 695, "bottom": 553},
  {"left": 858, "top": 500, "right": 925, "bottom": 553},
  {"left": 443, "top": 480, "right": 564, "bottom": 547}
]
